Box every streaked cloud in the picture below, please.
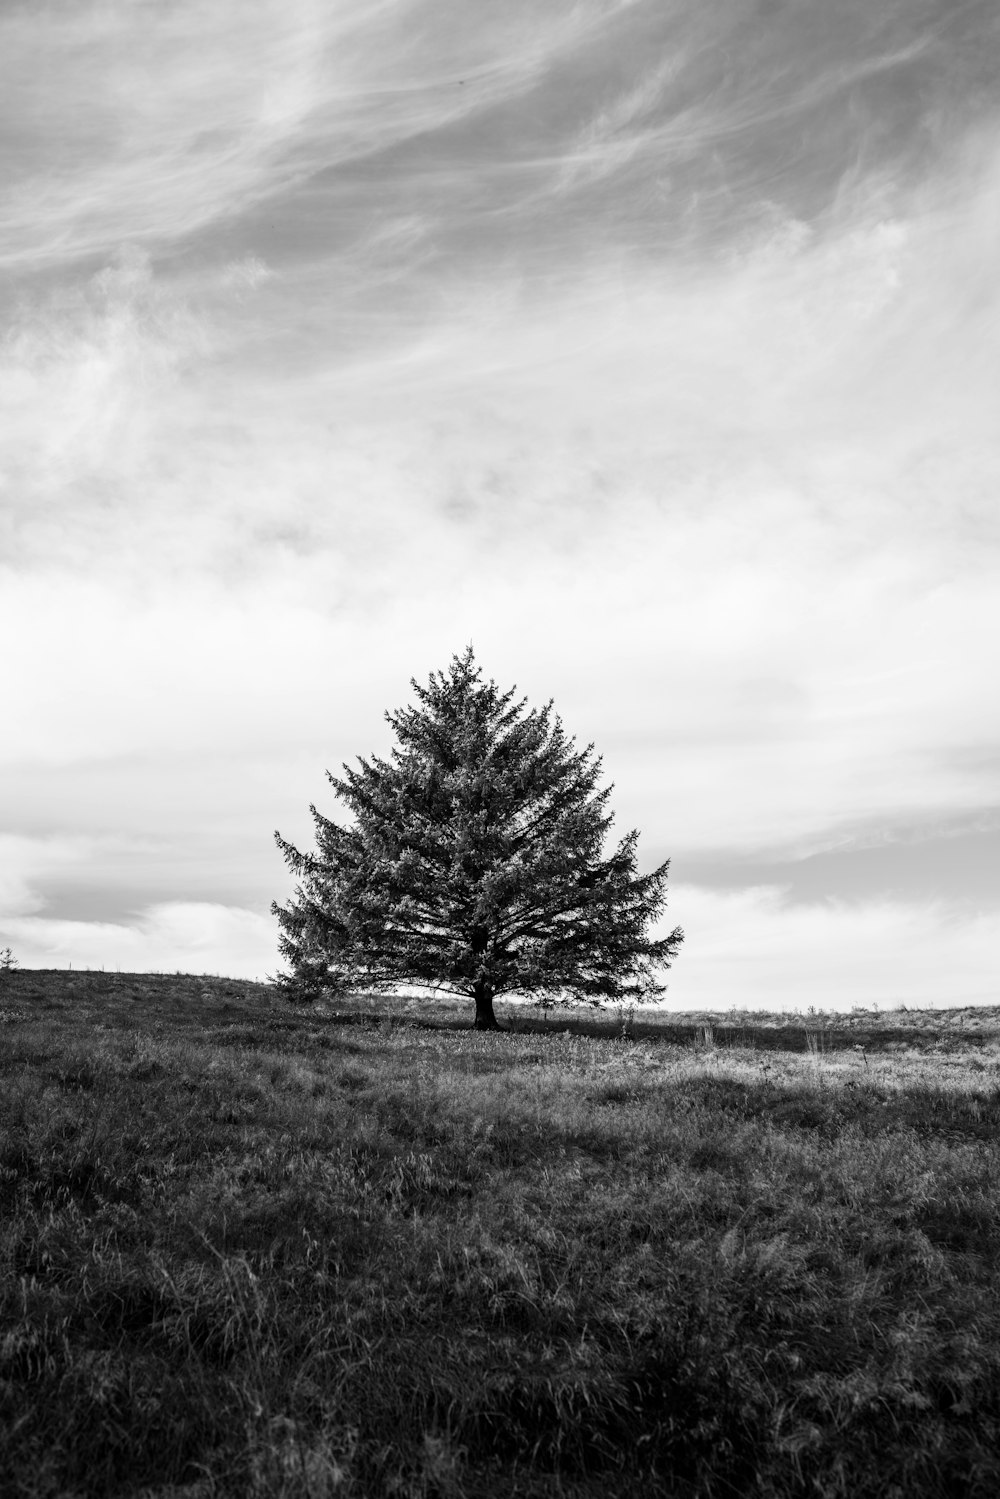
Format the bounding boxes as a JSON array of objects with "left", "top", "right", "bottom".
[
  {"left": 680, "top": 822, "right": 1000, "bottom": 909},
  {"left": 0, "top": 0, "right": 631, "bottom": 273}
]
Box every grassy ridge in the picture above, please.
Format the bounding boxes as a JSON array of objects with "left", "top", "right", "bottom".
[{"left": 1, "top": 971, "right": 999, "bottom": 1497}]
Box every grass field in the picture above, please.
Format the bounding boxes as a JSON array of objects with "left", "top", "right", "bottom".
[{"left": 2, "top": 969, "right": 999, "bottom": 1497}]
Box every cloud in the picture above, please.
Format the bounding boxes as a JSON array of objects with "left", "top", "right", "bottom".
[
  {"left": 0, "top": 831, "right": 164, "bottom": 922},
  {"left": 4, "top": 0, "right": 989, "bottom": 288},
  {"left": 0, "top": 835, "right": 81, "bottom": 917},
  {"left": 2, "top": 155, "right": 998, "bottom": 854},
  {"left": 677, "top": 820, "right": 1000, "bottom": 909},
  {"left": 665, "top": 884, "right": 999, "bottom": 1010},
  {"left": 5, "top": 4, "right": 999, "bottom": 584},
  {"left": 220, "top": 256, "right": 273, "bottom": 296},
  {"left": 0, "top": 246, "right": 219, "bottom": 568},
  {"left": 0, "top": 0, "right": 326, "bottom": 268},
  {"left": 2, "top": 902, "right": 276, "bottom": 980},
  {"left": 0, "top": 0, "right": 629, "bottom": 272}
]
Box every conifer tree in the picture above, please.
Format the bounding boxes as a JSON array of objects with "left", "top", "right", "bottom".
[{"left": 273, "top": 648, "right": 682, "bottom": 1028}]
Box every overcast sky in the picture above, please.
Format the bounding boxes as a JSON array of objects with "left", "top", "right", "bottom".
[{"left": 2, "top": 0, "right": 998, "bottom": 1008}]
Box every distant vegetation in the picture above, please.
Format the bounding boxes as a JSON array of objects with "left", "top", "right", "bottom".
[{"left": 2, "top": 969, "right": 999, "bottom": 1497}]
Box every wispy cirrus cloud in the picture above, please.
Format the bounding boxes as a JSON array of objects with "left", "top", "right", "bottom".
[
  {"left": 0, "top": 0, "right": 633, "bottom": 274},
  {"left": 0, "top": 0, "right": 328, "bottom": 270}
]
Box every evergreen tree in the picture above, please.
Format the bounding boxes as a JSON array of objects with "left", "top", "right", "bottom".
[{"left": 273, "top": 648, "right": 682, "bottom": 1028}]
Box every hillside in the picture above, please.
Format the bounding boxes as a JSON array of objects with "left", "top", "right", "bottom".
[
  {"left": 1, "top": 969, "right": 999, "bottom": 1497},
  {"left": 5, "top": 965, "right": 999, "bottom": 1048}
]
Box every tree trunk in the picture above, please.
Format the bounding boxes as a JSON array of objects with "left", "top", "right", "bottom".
[{"left": 473, "top": 977, "right": 500, "bottom": 1030}]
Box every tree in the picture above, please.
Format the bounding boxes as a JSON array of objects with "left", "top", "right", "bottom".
[{"left": 273, "top": 648, "right": 682, "bottom": 1029}]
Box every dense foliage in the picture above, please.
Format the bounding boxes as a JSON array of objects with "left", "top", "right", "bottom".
[{"left": 274, "top": 649, "right": 682, "bottom": 1025}]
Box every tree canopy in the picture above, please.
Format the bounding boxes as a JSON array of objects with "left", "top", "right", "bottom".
[{"left": 273, "top": 648, "right": 682, "bottom": 1028}]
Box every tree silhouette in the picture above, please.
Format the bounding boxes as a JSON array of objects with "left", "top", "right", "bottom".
[{"left": 273, "top": 648, "right": 682, "bottom": 1028}]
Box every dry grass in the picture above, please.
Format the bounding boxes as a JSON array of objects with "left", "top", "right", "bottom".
[{"left": 1, "top": 969, "right": 999, "bottom": 1496}]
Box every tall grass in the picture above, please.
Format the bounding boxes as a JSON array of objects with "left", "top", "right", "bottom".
[{"left": 1, "top": 971, "right": 999, "bottom": 1496}]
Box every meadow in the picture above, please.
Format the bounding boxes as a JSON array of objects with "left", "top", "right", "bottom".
[{"left": 1, "top": 969, "right": 998, "bottom": 1497}]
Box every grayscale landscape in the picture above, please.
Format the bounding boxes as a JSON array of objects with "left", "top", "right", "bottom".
[{"left": 3, "top": 2, "right": 999, "bottom": 1494}]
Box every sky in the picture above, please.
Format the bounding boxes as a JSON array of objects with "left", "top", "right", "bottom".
[{"left": 2, "top": 0, "right": 998, "bottom": 1009}]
